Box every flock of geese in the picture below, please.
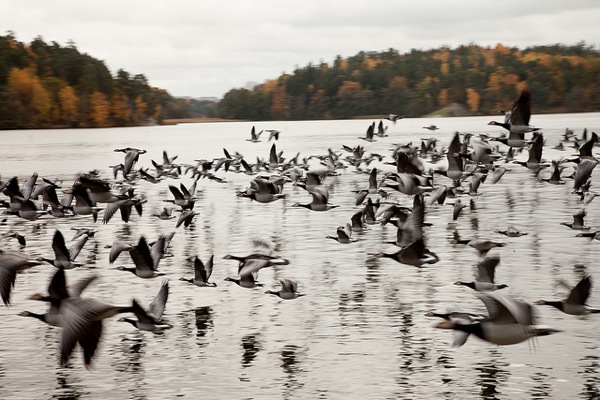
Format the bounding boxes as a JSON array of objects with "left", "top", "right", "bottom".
[{"left": 0, "top": 88, "right": 599, "bottom": 371}]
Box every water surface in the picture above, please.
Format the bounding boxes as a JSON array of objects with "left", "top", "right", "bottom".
[{"left": 0, "top": 114, "right": 599, "bottom": 399}]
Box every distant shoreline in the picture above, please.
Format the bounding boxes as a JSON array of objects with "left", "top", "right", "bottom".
[{"left": 161, "top": 118, "right": 245, "bottom": 125}]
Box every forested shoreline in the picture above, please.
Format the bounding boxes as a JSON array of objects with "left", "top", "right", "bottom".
[
  {"left": 0, "top": 33, "right": 212, "bottom": 129},
  {"left": 1, "top": 32, "right": 599, "bottom": 129},
  {"left": 217, "top": 43, "right": 600, "bottom": 121}
]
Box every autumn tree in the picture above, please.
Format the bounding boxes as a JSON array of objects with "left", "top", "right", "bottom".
[
  {"left": 7, "top": 67, "right": 51, "bottom": 127},
  {"left": 88, "top": 91, "right": 110, "bottom": 127},
  {"left": 59, "top": 85, "right": 79, "bottom": 126},
  {"left": 466, "top": 88, "right": 481, "bottom": 114}
]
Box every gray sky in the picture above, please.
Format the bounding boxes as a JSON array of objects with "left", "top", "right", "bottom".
[{"left": 3, "top": 1, "right": 600, "bottom": 98}]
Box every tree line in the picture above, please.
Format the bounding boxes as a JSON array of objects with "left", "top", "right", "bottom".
[
  {"left": 0, "top": 32, "right": 213, "bottom": 129},
  {"left": 216, "top": 42, "right": 600, "bottom": 120},
  {"left": 2, "top": 32, "right": 599, "bottom": 129}
]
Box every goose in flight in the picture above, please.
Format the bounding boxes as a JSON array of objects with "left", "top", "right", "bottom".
[
  {"left": 180, "top": 255, "right": 217, "bottom": 287},
  {"left": 454, "top": 255, "right": 508, "bottom": 292},
  {"left": 265, "top": 279, "right": 305, "bottom": 299},
  {"left": 120, "top": 280, "right": 171, "bottom": 331},
  {"left": 536, "top": 274, "right": 599, "bottom": 315},
  {"left": 435, "top": 292, "right": 560, "bottom": 346},
  {"left": 489, "top": 89, "right": 539, "bottom": 148}
]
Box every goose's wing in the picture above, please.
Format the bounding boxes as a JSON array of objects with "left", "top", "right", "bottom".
[
  {"left": 68, "top": 274, "right": 98, "bottom": 298},
  {"left": 476, "top": 255, "right": 500, "bottom": 283},
  {"left": 251, "top": 238, "right": 274, "bottom": 257},
  {"left": 179, "top": 183, "right": 191, "bottom": 198},
  {"left": 479, "top": 293, "right": 535, "bottom": 325},
  {"left": 52, "top": 230, "right": 71, "bottom": 262},
  {"left": 101, "top": 200, "right": 124, "bottom": 224},
  {"left": 566, "top": 275, "right": 592, "bottom": 305},
  {"left": 130, "top": 236, "right": 155, "bottom": 273},
  {"left": 0, "top": 250, "right": 40, "bottom": 305},
  {"left": 194, "top": 256, "right": 208, "bottom": 282},
  {"left": 22, "top": 172, "right": 38, "bottom": 200},
  {"left": 150, "top": 236, "right": 166, "bottom": 270},
  {"left": 123, "top": 150, "right": 139, "bottom": 175},
  {"left": 336, "top": 226, "right": 350, "bottom": 241},
  {"left": 574, "top": 159, "right": 597, "bottom": 190},
  {"left": 573, "top": 209, "right": 586, "bottom": 226},
  {"left": 400, "top": 194, "right": 425, "bottom": 244},
  {"left": 203, "top": 255, "right": 214, "bottom": 280},
  {"left": 168, "top": 185, "right": 185, "bottom": 201},
  {"left": 305, "top": 172, "right": 323, "bottom": 187},
  {"left": 239, "top": 258, "right": 270, "bottom": 277},
  {"left": 60, "top": 299, "right": 104, "bottom": 366},
  {"left": 368, "top": 168, "right": 378, "bottom": 190},
  {"left": 69, "top": 235, "right": 89, "bottom": 261},
  {"left": 280, "top": 279, "right": 296, "bottom": 293},
  {"left": 47, "top": 267, "right": 69, "bottom": 300},
  {"left": 509, "top": 89, "right": 531, "bottom": 126},
  {"left": 310, "top": 186, "right": 329, "bottom": 204},
  {"left": 109, "top": 241, "right": 133, "bottom": 264},
  {"left": 147, "top": 280, "right": 169, "bottom": 321}
]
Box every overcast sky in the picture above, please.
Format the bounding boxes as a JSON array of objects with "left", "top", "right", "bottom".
[{"left": 3, "top": 1, "right": 600, "bottom": 99}]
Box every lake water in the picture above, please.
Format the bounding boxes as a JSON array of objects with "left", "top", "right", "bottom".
[{"left": 0, "top": 113, "right": 599, "bottom": 399}]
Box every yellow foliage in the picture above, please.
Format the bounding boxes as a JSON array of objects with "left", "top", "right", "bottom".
[
  {"left": 388, "top": 76, "right": 408, "bottom": 90},
  {"left": 89, "top": 92, "right": 110, "bottom": 127},
  {"left": 440, "top": 63, "right": 449, "bottom": 76},
  {"left": 363, "top": 58, "right": 380, "bottom": 69},
  {"left": 338, "top": 60, "right": 348, "bottom": 71},
  {"left": 59, "top": 85, "right": 79, "bottom": 124},
  {"left": 260, "top": 79, "right": 278, "bottom": 92},
  {"left": 515, "top": 81, "right": 528, "bottom": 95},
  {"left": 271, "top": 86, "right": 289, "bottom": 119},
  {"left": 438, "top": 89, "right": 449, "bottom": 106},
  {"left": 466, "top": 88, "right": 480, "bottom": 113},
  {"left": 433, "top": 48, "right": 450, "bottom": 63},
  {"left": 8, "top": 67, "right": 51, "bottom": 124},
  {"left": 337, "top": 81, "right": 362, "bottom": 96},
  {"left": 494, "top": 43, "right": 510, "bottom": 56},
  {"left": 111, "top": 92, "right": 131, "bottom": 123}
]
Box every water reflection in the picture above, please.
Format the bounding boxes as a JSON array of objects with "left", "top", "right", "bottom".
[
  {"left": 112, "top": 333, "right": 147, "bottom": 400},
  {"left": 280, "top": 344, "right": 304, "bottom": 399},
  {"left": 241, "top": 333, "right": 262, "bottom": 368},
  {"left": 579, "top": 354, "right": 600, "bottom": 399},
  {"left": 529, "top": 371, "right": 552, "bottom": 398},
  {"left": 474, "top": 350, "right": 510, "bottom": 400},
  {"left": 194, "top": 306, "right": 214, "bottom": 348},
  {"left": 54, "top": 368, "right": 84, "bottom": 399}
]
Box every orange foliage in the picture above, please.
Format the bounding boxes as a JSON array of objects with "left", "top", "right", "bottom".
[
  {"left": 337, "top": 81, "right": 362, "bottom": 97},
  {"left": 271, "top": 86, "right": 289, "bottom": 119},
  {"left": 132, "top": 95, "right": 148, "bottom": 124},
  {"left": 433, "top": 48, "right": 450, "bottom": 63},
  {"left": 438, "top": 88, "right": 449, "bottom": 106},
  {"left": 466, "top": 88, "right": 480, "bottom": 113},
  {"left": 89, "top": 92, "right": 110, "bottom": 127},
  {"left": 440, "top": 63, "right": 449, "bottom": 76},
  {"left": 59, "top": 85, "right": 79, "bottom": 125},
  {"left": 388, "top": 76, "right": 408, "bottom": 90},
  {"left": 515, "top": 81, "right": 528, "bottom": 95},
  {"left": 260, "top": 79, "right": 278, "bottom": 92},
  {"left": 111, "top": 92, "right": 131, "bottom": 123},
  {"left": 338, "top": 60, "right": 348, "bottom": 71},
  {"left": 362, "top": 58, "right": 380, "bottom": 69},
  {"left": 8, "top": 67, "right": 51, "bottom": 124},
  {"left": 494, "top": 43, "right": 510, "bottom": 56},
  {"left": 502, "top": 73, "right": 519, "bottom": 86},
  {"left": 482, "top": 48, "right": 496, "bottom": 66}
]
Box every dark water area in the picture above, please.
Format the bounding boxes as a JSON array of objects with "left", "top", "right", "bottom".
[{"left": 0, "top": 114, "right": 599, "bottom": 399}]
